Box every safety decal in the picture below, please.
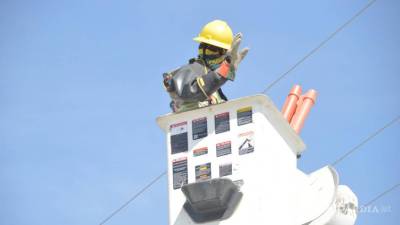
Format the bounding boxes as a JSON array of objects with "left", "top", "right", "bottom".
[
  {"left": 172, "top": 157, "right": 188, "bottom": 190},
  {"left": 193, "top": 147, "right": 208, "bottom": 157},
  {"left": 219, "top": 163, "right": 232, "bottom": 177},
  {"left": 216, "top": 141, "right": 232, "bottom": 157},
  {"left": 238, "top": 131, "right": 255, "bottom": 155},
  {"left": 192, "top": 117, "right": 208, "bottom": 140},
  {"left": 170, "top": 122, "right": 188, "bottom": 154},
  {"left": 237, "top": 106, "right": 253, "bottom": 126},
  {"left": 215, "top": 112, "right": 230, "bottom": 134},
  {"left": 195, "top": 162, "right": 211, "bottom": 181}
]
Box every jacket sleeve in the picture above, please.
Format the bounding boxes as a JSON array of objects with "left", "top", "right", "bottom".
[
  {"left": 192, "top": 70, "right": 227, "bottom": 100},
  {"left": 171, "top": 62, "right": 228, "bottom": 102}
]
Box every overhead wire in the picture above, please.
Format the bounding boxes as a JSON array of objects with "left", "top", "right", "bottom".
[
  {"left": 98, "top": 171, "right": 167, "bottom": 225},
  {"left": 261, "top": 0, "right": 377, "bottom": 94},
  {"left": 331, "top": 115, "right": 400, "bottom": 166},
  {"left": 362, "top": 183, "right": 400, "bottom": 207}
]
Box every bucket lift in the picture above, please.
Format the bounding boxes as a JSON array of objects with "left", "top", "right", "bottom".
[{"left": 156, "top": 94, "right": 358, "bottom": 225}]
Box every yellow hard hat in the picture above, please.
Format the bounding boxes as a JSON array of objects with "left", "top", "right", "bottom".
[{"left": 193, "top": 20, "right": 233, "bottom": 50}]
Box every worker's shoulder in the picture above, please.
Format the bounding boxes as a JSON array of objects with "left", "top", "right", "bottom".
[
  {"left": 164, "top": 59, "right": 206, "bottom": 77},
  {"left": 177, "top": 59, "right": 205, "bottom": 71}
]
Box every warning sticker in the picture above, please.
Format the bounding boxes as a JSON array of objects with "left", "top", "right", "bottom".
[
  {"left": 192, "top": 117, "right": 208, "bottom": 140},
  {"left": 216, "top": 141, "right": 232, "bottom": 157},
  {"left": 172, "top": 157, "right": 188, "bottom": 189},
  {"left": 215, "top": 112, "right": 230, "bottom": 134},
  {"left": 170, "top": 122, "right": 188, "bottom": 154},
  {"left": 238, "top": 131, "right": 255, "bottom": 155},
  {"left": 219, "top": 163, "right": 232, "bottom": 177},
  {"left": 237, "top": 106, "right": 253, "bottom": 126},
  {"left": 193, "top": 147, "right": 208, "bottom": 157},
  {"left": 195, "top": 162, "right": 211, "bottom": 181}
]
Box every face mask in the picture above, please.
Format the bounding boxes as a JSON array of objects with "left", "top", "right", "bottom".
[{"left": 198, "top": 43, "right": 226, "bottom": 70}]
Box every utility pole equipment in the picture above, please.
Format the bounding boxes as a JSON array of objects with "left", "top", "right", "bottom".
[{"left": 157, "top": 94, "right": 358, "bottom": 225}]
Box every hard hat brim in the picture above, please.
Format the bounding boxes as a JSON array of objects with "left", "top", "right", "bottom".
[{"left": 193, "top": 37, "right": 231, "bottom": 50}]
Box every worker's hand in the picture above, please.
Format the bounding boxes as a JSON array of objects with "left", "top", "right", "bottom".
[{"left": 227, "top": 33, "right": 249, "bottom": 70}]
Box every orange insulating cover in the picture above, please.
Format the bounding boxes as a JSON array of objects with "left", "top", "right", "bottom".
[
  {"left": 281, "top": 85, "right": 302, "bottom": 122},
  {"left": 290, "top": 89, "right": 317, "bottom": 134}
]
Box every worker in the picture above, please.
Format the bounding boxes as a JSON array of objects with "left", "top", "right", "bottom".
[{"left": 163, "top": 20, "right": 249, "bottom": 112}]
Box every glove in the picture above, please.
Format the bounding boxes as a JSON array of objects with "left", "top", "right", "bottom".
[
  {"left": 218, "top": 33, "right": 249, "bottom": 81},
  {"left": 227, "top": 33, "right": 249, "bottom": 70}
]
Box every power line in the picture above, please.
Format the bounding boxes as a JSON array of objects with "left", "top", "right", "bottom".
[
  {"left": 362, "top": 183, "right": 400, "bottom": 207},
  {"left": 331, "top": 115, "right": 400, "bottom": 166},
  {"left": 99, "top": 171, "right": 167, "bottom": 225},
  {"left": 261, "top": 0, "right": 377, "bottom": 94}
]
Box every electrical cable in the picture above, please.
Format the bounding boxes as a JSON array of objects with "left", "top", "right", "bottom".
[
  {"left": 261, "top": 0, "right": 377, "bottom": 94},
  {"left": 98, "top": 171, "right": 167, "bottom": 225},
  {"left": 362, "top": 183, "right": 400, "bottom": 207},
  {"left": 331, "top": 115, "right": 399, "bottom": 166}
]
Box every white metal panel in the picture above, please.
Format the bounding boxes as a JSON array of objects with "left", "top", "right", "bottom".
[
  {"left": 157, "top": 95, "right": 306, "bottom": 225},
  {"left": 294, "top": 166, "right": 338, "bottom": 225},
  {"left": 156, "top": 95, "right": 306, "bottom": 155},
  {"left": 156, "top": 94, "right": 357, "bottom": 225}
]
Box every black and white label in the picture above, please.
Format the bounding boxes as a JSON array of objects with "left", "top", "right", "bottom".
[
  {"left": 172, "top": 157, "right": 188, "bottom": 189},
  {"left": 216, "top": 141, "right": 232, "bottom": 157},
  {"left": 195, "top": 162, "right": 211, "bottom": 181},
  {"left": 237, "top": 106, "right": 253, "bottom": 126},
  {"left": 219, "top": 163, "right": 232, "bottom": 177},
  {"left": 215, "top": 112, "right": 230, "bottom": 134},
  {"left": 238, "top": 131, "right": 255, "bottom": 155},
  {"left": 170, "top": 122, "right": 188, "bottom": 154},
  {"left": 192, "top": 117, "right": 207, "bottom": 140},
  {"left": 193, "top": 147, "right": 208, "bottom": 157}
]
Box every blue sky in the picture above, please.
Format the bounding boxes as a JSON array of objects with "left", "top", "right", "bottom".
[{"left": 0, "top": 0, "right": 399, "bottom": 224}]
